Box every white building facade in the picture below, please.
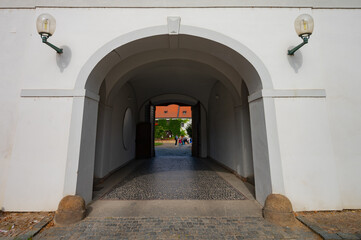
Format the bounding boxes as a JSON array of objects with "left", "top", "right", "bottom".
[{"left": 1, "top": 0, "right": 361, "bottom": 212}]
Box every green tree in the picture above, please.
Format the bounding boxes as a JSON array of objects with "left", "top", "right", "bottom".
[
  {"left": 155, "top": 125, "right": 165, "bottom": 138},
  {"left": 180, "top": 130, "right": 186, "bottom": 137},
  {"left": 154, "top": 119, "right": 189, "bottom": 139}
]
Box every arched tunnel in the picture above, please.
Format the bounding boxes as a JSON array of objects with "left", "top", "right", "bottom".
[{"left": 69, "top": 30, "right": 274, "bottom": 205}]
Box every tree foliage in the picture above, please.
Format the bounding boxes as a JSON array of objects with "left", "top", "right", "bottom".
[
  {"left": 154, "top": 125, "right": 165, "bottom": 139},
  {"left": 155, "top": 119, "right": 189, "bottom": 139}
]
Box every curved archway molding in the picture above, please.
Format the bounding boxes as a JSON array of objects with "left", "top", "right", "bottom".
[
  {"left": 75, "top": 26, "right": 168, "bottom": 92},
  {"left": 63, "top": 25, "right": 285, "bottom": 206},
  {"left": 75, "top": 25, "right": 273, "bottom": 94}
]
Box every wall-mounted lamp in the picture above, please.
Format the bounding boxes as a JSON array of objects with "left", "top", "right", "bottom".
[
  {"left": 288, "top": 14, "right": 314, "bottom": 55},
  {"left": 36, "top": 14, "right": 63, "bottom": 54}
]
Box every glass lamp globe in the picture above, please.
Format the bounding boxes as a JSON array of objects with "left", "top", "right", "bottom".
[
  {"left": 36, "top": 13, "right": 56, "bottom": 36},
  {"left": 294, "top": 14, "right": 314, "bottom": 37}
]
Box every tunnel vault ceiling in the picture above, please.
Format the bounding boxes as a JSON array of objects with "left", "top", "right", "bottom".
[
  {"left": 105, "top": 49, "right": 242, "bottom": 104},
  {"left": 127, "top": 59, "right": 218, "bottom": 108},
  {"left": 88, "top": 34, "right": 263, "bottom": 108}
]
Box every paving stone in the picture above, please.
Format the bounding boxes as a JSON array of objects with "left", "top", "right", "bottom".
[
  {"left": 34, "top": 216, "right": 319, "bottom": 240},
  {"left": 103, "top": 156, "right": 246, "bottom": 200},
  {"left": 34, "top": 145, "right": 318, "bottom": 239},
  {"left": 336, "top": 232, "right": 360, "bottom": 240},
  {"left": 155, "top": 143, "right": 192, "bottom": 157},
  {"left": 13, "top": 216, "right": 52, "bottom": 240}
]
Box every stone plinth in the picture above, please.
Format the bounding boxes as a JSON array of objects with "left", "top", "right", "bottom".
[
  {"left": 54, "top": 195, "right": 86, "bottom": 225},
  {"left": 263, "top": 194, "right": 297, "bottom": 226}
]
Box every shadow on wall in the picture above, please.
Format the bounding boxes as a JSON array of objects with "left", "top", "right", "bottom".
[
  {"left": 56, "top": 45, "right": 72, "bottom": 72},
  {"left": 287, "top": 47, "right": 303, "bottom": 73}
]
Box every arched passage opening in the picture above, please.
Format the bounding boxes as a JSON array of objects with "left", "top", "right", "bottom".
[
  {"left": 64, "top": 26, "right": 284, "bottom": 206},
  {"left": 138, "top": 94, "right": 202, "bottom": 158}
]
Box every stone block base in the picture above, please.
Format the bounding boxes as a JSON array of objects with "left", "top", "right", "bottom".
[{"left": 54, "top": 195, "right": 86, "bottom": 225}]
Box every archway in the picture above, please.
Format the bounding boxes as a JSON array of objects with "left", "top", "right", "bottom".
[
  {"left": 63, "top": 25, "right": 284, "bottom": 206},
  {"left": 139, "top": 94, "right": 204, "bottom": 158}
]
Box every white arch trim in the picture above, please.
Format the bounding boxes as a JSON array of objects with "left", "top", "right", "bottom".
[{"left": 74, "top": 25, "right": 273, "bottom": 93}]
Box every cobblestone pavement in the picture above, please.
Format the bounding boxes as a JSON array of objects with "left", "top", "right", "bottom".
[
  {"left": 155, "top": 142, "right": 192, "bottom": 156},
  {"left": 35, "top": 216, "right": 319, "bottom": 240},
  {"left": 34, "top": 143, "right": 320, "bottom": 239},
  {"left": 103, "top": 155, "right": 246, "bottom": 200}
]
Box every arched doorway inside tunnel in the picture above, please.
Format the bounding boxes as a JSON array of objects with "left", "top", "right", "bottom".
[
  {"left": 153, "top": 104, "right": 193, "bottom": 157},
  {"left": 134, "top": 103, "right": 195, "bottom": 159},
  {"left": 67, "top": 26, "right": 283, "bottom": 207}
]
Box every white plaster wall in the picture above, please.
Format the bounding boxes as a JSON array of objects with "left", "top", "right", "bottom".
[
  {"left": 233, "top": 84, "right": 254, "bottom": 179},
  {"left": 200, "top": 107, "right": 208, "bottom": 158},
  {"left": 0, "top": 7, "right": 361, "bottom": 210},
  {"left": 108, "top": 85, "right": 138, "bottom": 173},
  {"left": 0, "top": 9, "right": 35, "bottom": 210},
  {"left": 315, "top": 10, "right": 361, "bottom": 209},
  {"left": 240, "top": 104, "right": 254, "bottom": 178},
  {"left": 2, "top": 97, "right": 72, "bottom": 211},
  {"left": 0, "top": 7, "right": 359, "bottom": 95},
  {"left": 248, "top": 98, "right": 274, "bottom": 205},
  {"left": 94, "top": 103, "right": 112, "bottom": 178},
  {"left": 235, "top": 106, "right": 254, "bottom": 178},
  {"left": 208, "top": 82, "right": 242, "bottom": 174},
  {"left": 275, "top": 98, "right": 342, "bottom": 211},
  {"left": 94, "top": 84, "right": 138, "bottom": 179},
  {"left": 74, "top": 97, "right": 99, "bottom": 203},
  {"left": 0, "top": 8, "right": 333, "bottom": 91},
  {"left": 208, "top": 82, "right": 254, "bottom": 179}
]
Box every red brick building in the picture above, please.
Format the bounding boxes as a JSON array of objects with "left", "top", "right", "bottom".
[{"left": 155, "top": 104, "right": 192, "bottom": 119}]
